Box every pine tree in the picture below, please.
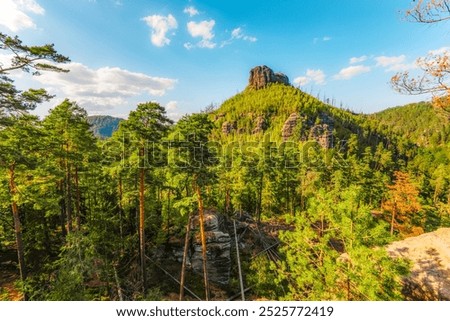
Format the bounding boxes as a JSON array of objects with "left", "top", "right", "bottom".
[
  {"left": 121, "top": 102, "right": 172, "bottom": 295},
  {"left": 169, "top": 113, "right": 216, "bottom": 300},
  {"left": 0, "top": 114, "right": 43, "bottom": 299}
]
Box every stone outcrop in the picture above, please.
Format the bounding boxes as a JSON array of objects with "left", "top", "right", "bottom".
[
  {"left": 190, "top": 210, "right": 231, "bottom": 285},
  {"left": 248, "top": 65, "right": 289, "bottom": 90},
  {"left": 281, "top": 113, "right": 299, "bottom": 141},
  {"left": 387, "top": 228, "right": 450, "bottom": 300},
  {"left": 281, "top": 111, "right": 334, "bottom": 147},
  {"left": 252, "top": 115, "right": 267, "bottom": 134},
  {"left": 274, "top": 72, "right": 289, "bottom": 85},
  {"left": 221, "top": 121, "right": 235, "bottom": 135},
  {"left": 310, "top": 124, "right": 333, "bottom": 149}
]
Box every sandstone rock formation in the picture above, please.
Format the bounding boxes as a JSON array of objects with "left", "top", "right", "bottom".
[
  {"left": 221, "top": 121, "right": 235, "bottom": 135},
  {"left": 387, "top": 228, "right": 450, "bottom": 300},
  {"left": 248, "top": 65, "right": 290, "bottom": 90},
  {"left": 191, "top": 210, "right": 231, "bottom": 285},
  {"left": 281, "top": 112, "right": 299, "bottom": 141},
  {"left": 252, "top": 115, "right": 267, "bottom": 134},
  {"left": 310, "top": 124, "right": 333, "bottom": 148}
]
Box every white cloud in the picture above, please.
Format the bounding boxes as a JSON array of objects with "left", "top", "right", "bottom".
[
  {"left": 374, "top": 55, "right": 415, "bottom": 72},
  {"left": 220, "top": 27, "right": 257, "bottom": 47},
  {"left": 33, "top": 62, "right": 177, "bottom": 112},
  {"left": 142, "top": 14, "right": 178, "bottom": 47},
  {"left": 183, "top": 6, "right": 199, "bottom": 17},
  {"left": 313, "top": 36, "right": 332, "bottom": 44},
  {"left": 349, "top": 55, "right": 368, "bottom": 64},
  {"left": 294, "top": 69, "right": 326, "bottom": 86},
  {"left": 334, "top": 65, "right": 371, "bottom": 80},
  {"left": 231, "top": 27, "right": 257, "bottom": 42},
  {"left": 166, "top": 100, "right": 178, "bottom": 111},
  {"left": 375, "top": 55, "right": 405, "bottom": 67},
  {"left": 165, "top": 100, "right": 184, "bottom": 121},
  {"left": 185, "top": 20, "right": 216, "bottom": 49},
  {"left": 0, "top": 0, "right": 44, "bottom": 32},
  {"left": 428, "top": 46, "right": 450, "bottom": 56}
]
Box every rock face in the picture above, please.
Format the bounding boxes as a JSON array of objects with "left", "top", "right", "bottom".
[
  {"left": 221, "top": 121, "right": 235, "bottom": 135},
  {"left": 248, "top": 65, "right": 290, "bottom": 90},
  {"left": 281, "top": 113, "right": 300, "bottom": 141},
  {"left": 281, "top": 112, "right": 334, "bottom": 147},
  {"left": 387, "top": 228, "right": 450, "bottom": 300},
  {"left": 252, "top": 115, "right": 267, "bottom": 134},
  {"left": 191, "top": 210, "right": 231, "bottom": 285}
]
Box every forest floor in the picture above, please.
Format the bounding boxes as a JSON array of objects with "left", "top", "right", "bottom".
[{"left": 0, "top": 249, "right": 22, "bottom": 301}]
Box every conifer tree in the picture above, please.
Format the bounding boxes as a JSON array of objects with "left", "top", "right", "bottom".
[
  {"left": 121, "top": 102, "right": 172, "bottom": 294},
  {"left": 169, "top": 113, "right": 216, "bottom": 300}
]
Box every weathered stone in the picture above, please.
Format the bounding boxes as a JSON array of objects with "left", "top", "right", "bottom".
[
  {"left": 248, "top": 65, "right": 290, "bottom": 90},
  {"left": 310, "top": 123, "right": 333, "bottom": 148},
  {"left": 387, "top": 228, "right": 450, "bottom": 300},
  {"left": 274, "top": 72, "right": 289, "bottom": 85},
  {"left": 221, "top": 121, "right": 235, "bottom": 135},
  {"left": 281, "top": 112, "right": 299, "bottom": 141},
  {"left": 252, "top": 115, "right": 267, "bottom": 134},
  {"left": 190, "top": 211, "right": 232, "bottom": 285}
]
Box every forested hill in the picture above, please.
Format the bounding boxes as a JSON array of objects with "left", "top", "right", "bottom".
[
  {"left": 3, "top": 64, "right": 450, "bottom": 302},
  {"left": 367, "top": 102, "right": 450, "bottom": 147},
  {"left": 87, "top": 115, "right": 122, "bottom": 138}
]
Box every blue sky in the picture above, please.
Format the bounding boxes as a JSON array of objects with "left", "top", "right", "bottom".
[{"left": 0, "top": 0, "right": 449, "bottom": 119}]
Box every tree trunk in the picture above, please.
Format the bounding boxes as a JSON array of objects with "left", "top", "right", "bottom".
[
  {"left": 139, "top": 147, "right": 147, "bottom": 295},
  {"left": 195, "top": 184, "right": 210, "bottom": 301},
  {"left": 8, "top": 163, "right": 27, "bottom": 300},
  {"left": 179, "top": 213, "right": 192, "bottom": 300},
  {"left": 58, "top": 179, "right": 67, "bottom": 237},
  {"left": 65, "top": 160, "right": 73, "bottom": 233},
  {"left": 118, "top": 175, "right": 124, "bottom": 253},
  {"left": 390, "top": 208, "right": 396, "bottom": 236},
  {"left": 74, "top": 166, "right": 81, "bottom": 231},
  {"left": 225, "top": 183, "right": 231, "bottom": 214},
  {"left": 256, "top": 173, "right": 264, "bottom": 223}
]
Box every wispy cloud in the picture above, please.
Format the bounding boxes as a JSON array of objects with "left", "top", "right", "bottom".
[
  {"left": 220, "top": 27, "right": 257, "bottom": 47},
  {"left": 184, "top": 20, "right": 216, "bottom": 49},
  {"left": 142, "top": 14, "right": 178, "bottom": 47},
  {"left": 429, "top": 46, "right": 450, "bottom": 56},
  {"left": 313, "top": 36, "right": 332, "bottom": 44},
  {"left": 33, "top": 62, "right": 177, "bottom": 112},
  {"left": 293, "top": 69, "right": 326, "bottom": 86},
  {"left": 334, "top": 65, "right": 371, "bottom": 80},
  {"left": 374, "top": 55, "right": 415, "bottom": 72},
  {"left": 0, "top": 0, "right": 44, "bottom": 32},
  {"left": 183, "top": 6, "right": 199, "bottom": 17},
  {"left": 349, "top": 55, "right": 368, "bottom": 64}
]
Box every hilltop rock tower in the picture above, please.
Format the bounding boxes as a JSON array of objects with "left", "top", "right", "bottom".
[{"left": 248, "top": 65, "right": 290, "bottom": 89}]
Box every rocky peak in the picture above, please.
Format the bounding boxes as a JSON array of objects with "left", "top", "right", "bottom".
[{"left": 248, "top": 65, "right": 290, "bottom": 90}]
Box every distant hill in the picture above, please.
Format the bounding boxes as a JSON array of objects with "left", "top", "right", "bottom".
[
  {"left": 368, "top": 102, "right": 450, "bottom": 147},
  {"left": 87, "top": 115, "right": 123, "bottom": 138}
]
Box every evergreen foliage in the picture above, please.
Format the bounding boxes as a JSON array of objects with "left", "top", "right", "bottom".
[{"left": 1, "top": 35, "right": 450, "bottom": 300}]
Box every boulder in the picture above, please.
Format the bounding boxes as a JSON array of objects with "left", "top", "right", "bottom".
[
  {"left": 248, "top": 65, "right": 289, "bottom": 89},
  {"left": 387, "top": 228, "right": 450, "bottom": 300}
]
